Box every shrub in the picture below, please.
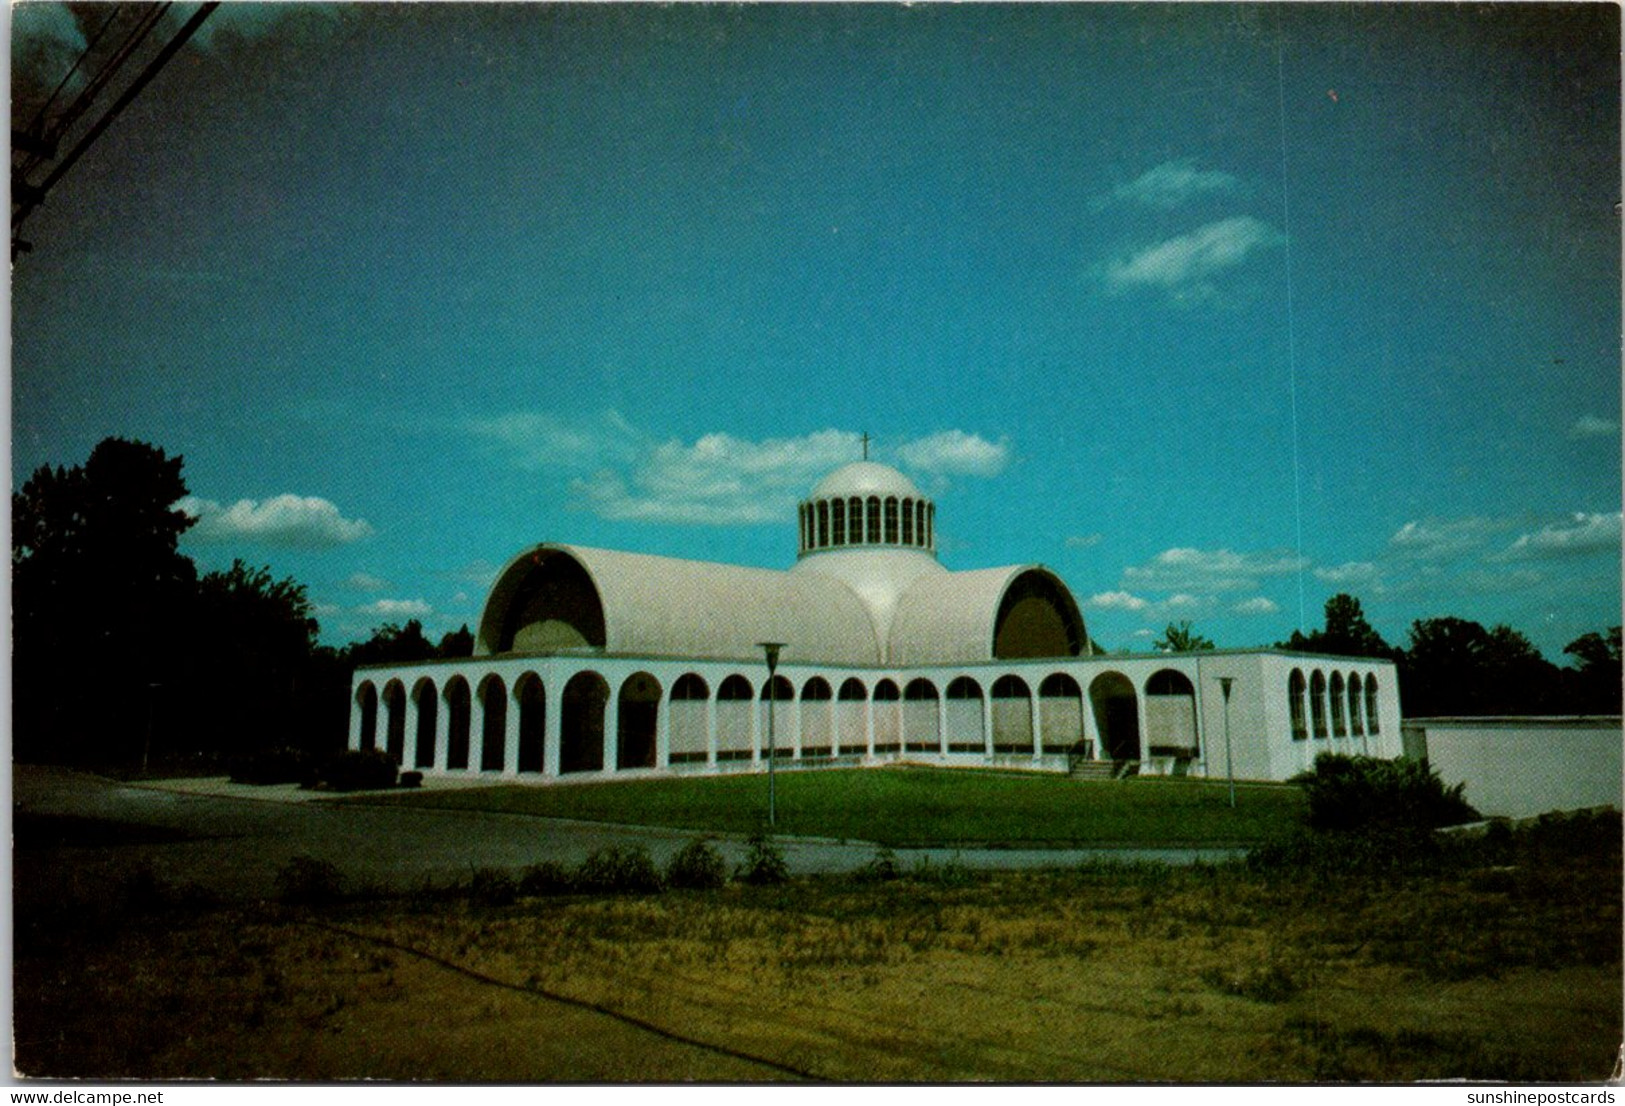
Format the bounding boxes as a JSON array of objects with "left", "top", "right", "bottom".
[
  {"left": 317, "top": 748, "right": 399, "bottom": 792},
  {"left": 1293, "top": 753, "right": 1479, "bottom": 833},
  {"left": 665, "top": 837, "right": 727, "bottom": 890},
  {"left": 737, "top": 831, "right": 789, "bottom": 885},
  {"left": 855, "top": 845, "right": 902, "bottom": 882},
  {"left": 227, "top": 746, "right": 311, "bottom": 786},
  {"left": 576, "top": 845, "right": 664, "bottom": 894},
  {"left": 518, "top": 860, "right": 577, "bottom": 897},
  {"left": 467, "top": 868, "right": 518, "bottom": 907},
  {"left": 275, "top": 855, "right": 344, "bottom": 905}
]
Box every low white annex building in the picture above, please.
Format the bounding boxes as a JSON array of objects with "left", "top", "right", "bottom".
[{"left": 350, "top": 460, "right": 1402, "bottom": 782}]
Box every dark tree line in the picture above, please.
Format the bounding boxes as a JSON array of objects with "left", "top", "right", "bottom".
[
  {"left": 1279, "top": 594, "right": 1621, "bottom": 718},
  {"left": 12, "top": 438, "right": 471, "bottom": 769}
]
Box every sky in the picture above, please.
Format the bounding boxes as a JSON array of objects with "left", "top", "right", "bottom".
[{"left": 11, "top": 2, "right": 1621, "bottom": 657}]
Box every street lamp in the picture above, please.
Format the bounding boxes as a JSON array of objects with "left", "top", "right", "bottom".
[
  {"left": 758, "top": 642, "right": 786, "bottom": 828},
  {"left": 1218, "top": 676, "right": 1236, "bottom": 809}
]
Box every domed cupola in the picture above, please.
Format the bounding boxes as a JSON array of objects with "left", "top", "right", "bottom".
[{"left": 796, "top": 461, "right": 937, "bottom": 558}]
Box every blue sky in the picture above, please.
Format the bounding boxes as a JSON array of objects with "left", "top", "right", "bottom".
[{"left": 12, "top": 3, "right": 1620, "bottom": 656}]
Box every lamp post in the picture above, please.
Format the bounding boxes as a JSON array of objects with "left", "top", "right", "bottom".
[
  {"left": 1218, "top": 676, "right": 1236, "bottom": 809},
  {"left": 758, "top": 642, "right": 785, "bottom": 828}
]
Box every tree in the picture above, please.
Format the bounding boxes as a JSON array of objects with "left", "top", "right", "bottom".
[
  {"left": 1277, "top": 593, "right": 1395, "bottom": 659},
  {"left": 437, "top": 623, "right": 475, "bottom": 658},
  {"left": 1562, "top": 626, "right": 1622, "bottom": 713},
  {"left": 1400, "top": 616, "right": 1561, "bottom": 717},
  {"left": 12, "top": 438, "right": 198, "bottom": 763},
  {"left": 343, "top": 619, "right": 437, "bottom": 668},
  {"left": 1155, "top": 621, "right": 1214, "bottom": 652}
]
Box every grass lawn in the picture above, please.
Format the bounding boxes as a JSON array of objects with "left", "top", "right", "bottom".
[{"left": 347, "top": 766, "right": 1306, "bottom": 846}]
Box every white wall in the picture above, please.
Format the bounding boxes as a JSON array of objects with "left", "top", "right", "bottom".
[{"left": 1404, "top": 718, "right": 1623, "bottom": 818}]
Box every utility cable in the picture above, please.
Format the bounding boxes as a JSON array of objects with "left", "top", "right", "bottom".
[{"left": 20, "top": 3, "right": 126, "bottom": 151}]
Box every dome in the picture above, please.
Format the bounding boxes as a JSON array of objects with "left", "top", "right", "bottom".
[{"left": 811, "top": 461, "right": 922, "bottom": 501}]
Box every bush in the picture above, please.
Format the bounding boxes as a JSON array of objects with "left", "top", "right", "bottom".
[
  {"left": 275, "top": 855, "right": 344, "bottom": 905},
  {"left": 576, "top": 845, "right": 664, "bottom": 894},
  {"left": 227, "top": 746, "right": 311, "bottom": 786},
  {"left": 736, "top": 831, "right": 789, "bottom": 885},
  {"left": 1293, "top": 753, "right": 1478, "bottom": 833},
  {"left": 855, "top": 845, "right": 902, "bottom": 882},
  {"left": 518, "top": 860, "right": 577, "bottom": 897},
  {"left": 317, "top": 748, "right": 399, "bottom": 792},
  {"left": 665, "top": 838, "right": 727, "bottom": 890},
  {"left": 467, "top": 868, "right": 518, "bottom": 907}
]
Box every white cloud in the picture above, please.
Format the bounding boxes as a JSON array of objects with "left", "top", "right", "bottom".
[
  {"left": 1103, "top": 216, "right": 1284, "bottom": 299},
  {"left": 1087, "top": 590, "right": 1150, "bottom": 612},
  {"left": 1101, "top": 158, "right": 1240, "bottom": 209},
  {"left": 344, "top": 572, "right": 391, "bottom": 592},
  {"left": 1233, "top": 596, "right": 1281, "bottom": 616},
  {"left": 1313, "top": 561, "right": 1381, "bottom": 587},
  {"left": 178, "top": 494, "right": 374, "bottom": 549},
  {"left": 1495, "top": 512, "right": 1622, "bottom": 561},
  {"left": 1122, "top": 546, "right": 1308, "bottom": 593},
  {"left": 895, "top": 431, "right": 1009, "bottom": 477},
  {"left": 1065, "top": 533, "right": 1103, "bottom": 549},
  {"left": 1569, "top": 414, "right": 1620, "bottom": 439},
  {"left": 1162, "top": 593, "right": 1209, "bottom": 613},
  {"left": 465, "top": 409, "right": 643, "bottom": 471},
  {"left": 357, "top": 598, "right": 433, "bottom": 620},
  {"left": 1388, "top": 516, "right": 1513, "bottom": 559}
]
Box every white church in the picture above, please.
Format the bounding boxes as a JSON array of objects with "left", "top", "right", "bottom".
[{"left": 349, "top": 459, "right": 1402, "bottom": 783}]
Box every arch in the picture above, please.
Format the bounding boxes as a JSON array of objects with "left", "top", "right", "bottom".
[
  {"left": 991, "top": 674, "right": 1033, "bottom": 753},
  {"left": 444, "top": 677, "right": 472, "bottom": 770},
  {"left": 1365, "top": 675, "right": 1381, "bottom": 734},
  {"left": 412, "top": 677, "right": 438, "bottom": 769},
  {"left": 1348, "top": 673, "right": 1365, "bottom": 737},
  {"left": 478, "top": 674, "right": 507, "bottom": 771},
  {"left": 885, "top": 496, "right": 900, "bottom": 543},
  {"left": 715, "top": 674, "right": 754, "bottom": 761},
  {"left": 831, "top": 498, "right": 846, "bottom": 546},
  {"left": 617, "top": 672, "right": 660, "bottom": 770},
  {"left": 1144, "top": 669, "right": 1198, "bottom": 757},
  {"left": 817, "top": 500, "right": 829, "bottom": 548},
  {"left": 1289, "top": 669, "right": 1308, "bottom": 741},
  {"left": 356, "top": 682, "right": 379, "bottom": 751},
  {"left": 901, "top": 497, "right": 915, "bottom": 545},
  {"left": 382, "top": 680, "right": 407, "bottom": 764},
  {"left": 484, "top": 548, "right": 607, "bottom": 654},
  {"left": 1089, "top": 672, "right": 1140, "bottom": 762},
  {"left": 1330, "top": 672, "right": 1347, "bottom": 737},
  {"left": 514, "top": 672, "right": 545, "bottom": 773},
  {"left": 800, "top": 676, "right": 833, "bottom": 757},
  {"left": 837, "top": 677, "right": 868, "bottom": 754},
  {"left": 873, "top": 678, "right": 902, "bottom": 754},
  {"left": 561, "top": 671, "right": 608, "bottom": 774},
  {"left": 760, "top": 674, "right": 794, "bottom": 760},
  {"left": 669, "top": 672, "right": 709, "bottom": 764},
  {"left": 1310, "top": 671, "right": 1328, "bottom": 739},
  {"left": 1039, "top": 672, "right": 1086, "bottom": 755},
  {"left": 945, "top": 676, "right": 985, "bottom": 752},
  {"left": 993, "top": 570, "right": 1086, "bottom": 659},
  {"left": 849, "top": 496, "right": 863, "bottom": 543},
  {"left": 867, "top": 497, "right": 882, "bottom": 546},
  {"left": 903, "top": 677, "right": 940, "bottom": 752}
]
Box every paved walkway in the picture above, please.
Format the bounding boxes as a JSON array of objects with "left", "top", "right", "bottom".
[{"left": 13, "top": 766, "right": 1243, "bottom": 903}]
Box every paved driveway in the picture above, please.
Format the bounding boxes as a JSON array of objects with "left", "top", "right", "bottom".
[{"left": 13, "top": 765, "right": 1240, "bottom": 903}]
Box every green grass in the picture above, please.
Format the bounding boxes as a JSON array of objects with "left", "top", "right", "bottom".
[{"left": 345, "top": 766, "right": 1305, "bottom": 846}]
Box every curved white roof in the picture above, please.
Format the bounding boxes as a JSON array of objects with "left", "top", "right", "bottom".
[{"left": 811, "top": 461, "right": 923, "bottom": 501}]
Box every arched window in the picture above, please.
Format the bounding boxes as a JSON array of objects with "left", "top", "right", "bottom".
[
  {"left": 1289, "top": 669, "right": 1307, "bottom": 741},
  {"left": 1310, "top": 671, "right": 1328, "bottom": 739},
  {"left": 1039, "top": 673, "right": 1086, "bottom": 755},
  {"left": 715, "top": 674, "right": 754, "bottom": 761},
  {"left": 901, "top": 497, "right": 914, "bottom": 545},
  {"left": 800, "top": 677, "right": 833, "bottom": 758},
  {"left": 915, "top": 500, "right": 928, "bottom": 547},
  {"left": 1330, "top": 673, "right": 1347, "bottom": 737},
  {"left": 1365, "top": 676, "right": 1381, "bottom": 734},
  {"left": 669, "top": 673, "right": 708, "bottom": 765},
  {"left": 817, "top": 500, "right": 829, "bottom": 548},
  {"left": 831, "top": 499, "right": 845, "bottom": 545},
  {"left": 872, "top": 678, "right": 901, "bottom": 754},
  {"left": 925, "top": 503, "right": 935, "bottom": 549},
  {"left": 849, "top": 497, "right": 864, "bottom": 543},
  {"left": 903, "top": 678, "right": 940, "bottom": 752},
  {"left": 945, "top": 676, "right": 985, "bottom": 752},
  {"left": 867, "top": 497, "right": 882, "bottom": 545},
  {"left": 885, "top": 497, "right": 899, "bottom": 543},
  {"left": 1348, "top": 673, "right": 1364, "bottom": 736},
  {"left": 991, "top": 674, "right": 1033, "bottom": 754}
]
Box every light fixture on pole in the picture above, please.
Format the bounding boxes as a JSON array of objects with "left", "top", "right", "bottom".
[
  {"left": 758, "top": 642, "right": 785, "bottom": 828},
  {"left": 1218, "top": 676, "right": 1236, "bottom": 809}
]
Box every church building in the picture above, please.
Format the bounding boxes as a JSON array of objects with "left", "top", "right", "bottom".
[{"left": 349, "top": 459, "right": 1402, "bottom": 782}]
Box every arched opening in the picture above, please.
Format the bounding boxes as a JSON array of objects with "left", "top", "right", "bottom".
[
  {"left": 479, "top": 675, "right": 507, "bottom": 771},
  {"left": 486, "top": 550, "right": 607, "bottom": 654},
  {"left": 382, "top": 680, "right": 407, "bottom": 765},
  {"left": 1348, "top": 673, "right": 1365, "bottom": 737},
  {"left": 873, "top": 678, "right": 901, "bottom": 754},
  {"left": 866, "top": 497, "right": 882, "bottom": 546},
  {"left": 515, "top": 672, "right": 545, "bottom": 773},
  {"left": 356, "top": 682, "right": 378, "bottom": 751},
  {"left": 1365, "top": 676, "right": 1381, "bottom": 735},
  {"left": 716, "top": 675, "right": 754, "bottom": 761},
  {"left": 444, "top": 677, "right": 472, "bottom": 770},
  {"left": 760, "top": 675, "right": 795, "bottom": 760},
  {"left": 1145, "top": 669, "right": 1198, "bottom": 759},
  {"left": 1330, "top": 672, "right": 1347, "bottom": 737},
  {"left": 848, "top": 497, "right": 864, "bottom": 543},
  {"left": 412, "top": 678, "right": 438, "bottom": 768},
  {"left": 817, "top": 500, "right": 829, "bottom": 548},
  {"left": 1039, "top": 672, "right": 1086, "bottom": 755},
  {"left": 1289, "top": 669, "right": 1308, "bottom": 741},
  {"left": 1310, "top": 671, "right": 1328, "bottom": 739},
  {"left": 561, "top": 671, "right": 608, "bottom": 773},
  {"left": 831, "top": 499, "right": 846, "bottom": 546},
  {"left": 993, "top": 570, "right": 1086, "bottom": 659},
  {"left": 837, "top": 677, "right": 868, "bottom": 754},
  {"left": 617, "top": 672, "right": 660, "bottom": 770},
  {"left": 992, "top": 674, "right": 1033, "bottom": 753},
  {"left": 1089, "top": 672, "right": 1140, "bottom": 762},
  {"left": 925, "top": 503, "right": 934, "bottom": 549},
  {"left": 901, "top": 497, "right": 915, "bottom": 545},
  {"left": 669, "top": 673, "right": 709, "bottom": 765},
  {"left": 915, "top": 500, "right": 927, "bottom": 547},
  {"left": 800, "top": 677, "right": 833, "bottom": 758},
  {"left": 884, "top": 497, "right": 899, "bottom": 543},
  {"left": 945, "top": 676, "right": 985, "bottom": 752},
  {"left": 903, "top": 677, "right": 940, "bottom": 752}
]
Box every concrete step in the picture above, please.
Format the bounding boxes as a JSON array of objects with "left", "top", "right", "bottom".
[{"left": 1068, "top": 759, "right": 1121, "bottom": 781}]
